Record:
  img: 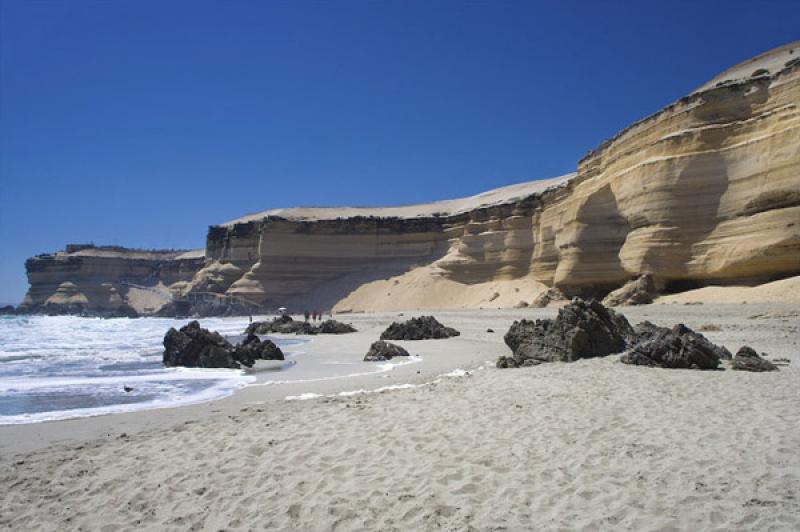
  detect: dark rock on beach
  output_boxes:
[254,316,315,335]
[156,298,256,318]
[621,323,730,370]
[496,356,543,369]
[245,315,356,336]
[105,305,139,319]
[317,319,358,334]
[500,298,634,367]
[0,305,16,315]
[530,287,566,308]
[233,333,285,367]
[163,321,284,369]
[252,314,300,334]
[602,274,660,307]
[731,346,778,372]
[164,321,236,368]
[380,316,460,341]
[364,340,410,361]
[496,356,517,368]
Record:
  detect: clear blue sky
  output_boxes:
[1,1,798,305]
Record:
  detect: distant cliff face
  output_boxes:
[22,43,800,314]
[20,246,204,315]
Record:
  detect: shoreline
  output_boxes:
[1,302,797,456]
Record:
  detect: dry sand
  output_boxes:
[1,303,798,531]
[333,266,551,312]
[655,276,800,305]
[221,174,572,225]
[693,40,799,92]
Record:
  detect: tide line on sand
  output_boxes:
[250,354,424,388]
[284,364,489,401]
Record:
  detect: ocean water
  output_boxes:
[0,315,422,425]
[0,315,295,425]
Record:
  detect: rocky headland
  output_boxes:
[19,42,800,316]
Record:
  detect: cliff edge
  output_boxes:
[21,42,800,315]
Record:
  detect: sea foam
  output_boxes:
[0,315,262,424]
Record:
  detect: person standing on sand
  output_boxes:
[304,311,310,322]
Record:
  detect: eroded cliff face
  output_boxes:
[192,43,799,310]
[544,57,799,293]
[20,245,204,315]
[22,43,800,314]
[183,217,453,309]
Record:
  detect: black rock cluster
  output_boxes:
[245,315,356,336]
[380,316,460,341]
[620,321,731,370]
[497,298,743,371]
[364,340,410,361]
[498,298,634,368]
[163,321,284,369]
[731,346,778,372]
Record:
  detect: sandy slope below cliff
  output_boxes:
[1,304,798,531]
[334,272,800,313]
[655,275,800,305]
[332,265,550,312]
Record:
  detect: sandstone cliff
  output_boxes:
[22,42,800,314]
[20,245,204,315]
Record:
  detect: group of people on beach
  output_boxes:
[304,310,324,322]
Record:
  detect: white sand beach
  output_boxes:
[1,303,798,531]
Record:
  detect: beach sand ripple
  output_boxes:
[1,306,798,531]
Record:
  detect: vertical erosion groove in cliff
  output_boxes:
[22,42,800,313]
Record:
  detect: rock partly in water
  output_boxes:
[501,298,635,367]
[163,321,236,368]
[364,340,410,361]
[602,274,660,307]
[621,323,730,370]
[530,287,567,308]
[105,305,139,319]
[731,346,778,372]
[380,316,460,341]
[233,333,285,367]
[0,305,16,315]
[156,298,257,318]
[163,321,284,369]
[246,315,356,336]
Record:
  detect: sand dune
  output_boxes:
[221,174,572,225]
[656,275,800,305]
